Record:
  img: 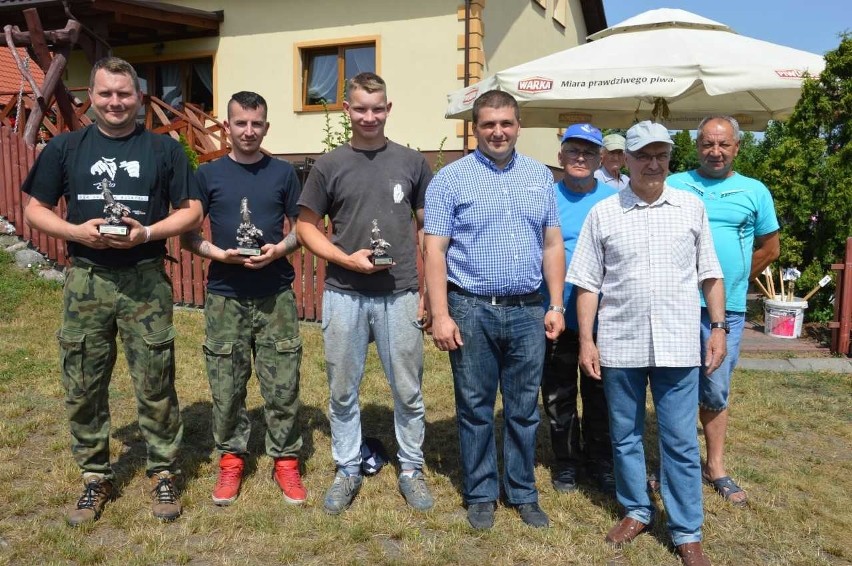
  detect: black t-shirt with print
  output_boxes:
[22,125,199,267]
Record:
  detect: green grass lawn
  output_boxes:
[0,253,849,566]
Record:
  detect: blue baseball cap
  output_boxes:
[561,123,603,146]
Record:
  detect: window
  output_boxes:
[135,57,214,113]
[298,40,377,111]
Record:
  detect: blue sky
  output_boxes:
[603,1,850,55]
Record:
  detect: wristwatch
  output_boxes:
[548,305,566,314]
[710,321,730,334]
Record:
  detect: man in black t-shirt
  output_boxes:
[22,57,202,526]
[296,73,434,515]
[181,91,306,507]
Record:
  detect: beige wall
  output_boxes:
[131,0,463,155]
[480,0,589,167]
[64,0,588,164]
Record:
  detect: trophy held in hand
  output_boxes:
[98,180,131,236]
[370,219,393,266]
[236,197,264,256]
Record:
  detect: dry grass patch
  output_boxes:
[0,254,849,565]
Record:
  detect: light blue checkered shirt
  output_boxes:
[425,149,558,296]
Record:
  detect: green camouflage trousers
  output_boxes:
[203,290,302,458]
[58,258,183,480]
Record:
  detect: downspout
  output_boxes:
[463,0,470,155]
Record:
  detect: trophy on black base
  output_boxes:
[370,219,393,266]
[236,197,264,256]
[98,179,131,236]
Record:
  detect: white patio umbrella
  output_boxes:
[445,9,826,130]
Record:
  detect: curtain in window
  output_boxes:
[160,63,182,109]
[193,62,213,96]
[344,46,376,79]
[307,53,338,104]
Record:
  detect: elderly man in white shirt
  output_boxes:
[567,121,726,566]
[593,134,630,190]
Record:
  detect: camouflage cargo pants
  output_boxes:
[58,258,183,480]
[203,290,302,458]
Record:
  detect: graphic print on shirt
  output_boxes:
[77,156,149,222]
[80,156,149,215]
[89,157,141,180]
[390,179,407,204]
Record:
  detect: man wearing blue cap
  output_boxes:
[567,120,726,566]
[541,124,617,495]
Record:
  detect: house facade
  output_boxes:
[2,0,605,166]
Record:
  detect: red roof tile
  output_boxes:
[0,47,46,104]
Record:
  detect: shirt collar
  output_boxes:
[620,184,681,212]
[597,167,615,181]
[474,148,516,172]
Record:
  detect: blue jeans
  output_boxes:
[448,292,546,505]
[322,289,425,474]
[602,366,703,546]
[699,309,745,411]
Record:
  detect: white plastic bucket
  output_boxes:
[763,296,808,339]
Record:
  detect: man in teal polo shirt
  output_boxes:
[668,115,779,507]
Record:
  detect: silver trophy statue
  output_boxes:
[98,179,131,236]
[236,197,264,256]
[369,219,392,266]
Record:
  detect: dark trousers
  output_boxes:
[541,330,612,471]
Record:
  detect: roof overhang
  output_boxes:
[0,0,222,47]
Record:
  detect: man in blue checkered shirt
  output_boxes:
[424,90,565,530]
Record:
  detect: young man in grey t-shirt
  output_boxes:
[296,72,433,515]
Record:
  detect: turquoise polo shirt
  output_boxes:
[668,171,779,312]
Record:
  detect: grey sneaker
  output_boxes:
[516,502,550,528]
[467,501,496,530]
[323,469,362,515]
[398,470,434,511]
[552,466,579,493]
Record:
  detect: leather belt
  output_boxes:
[447,282,541,306]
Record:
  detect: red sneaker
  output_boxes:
[273,457,307,505]
[212,453,244,506]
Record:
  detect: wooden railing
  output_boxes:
[0,87,92,140]
[0,125,332,319]
[0,123,359,321]
[144,98,236,164]
[1,89,234,162]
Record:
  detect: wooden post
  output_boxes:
[19,10,82,141]
[829,238,852,356]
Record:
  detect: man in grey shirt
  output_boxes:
[296,72,433,516]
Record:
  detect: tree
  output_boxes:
[755,33,852,318]
[733,131,761,179]
[669,129,697,173]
